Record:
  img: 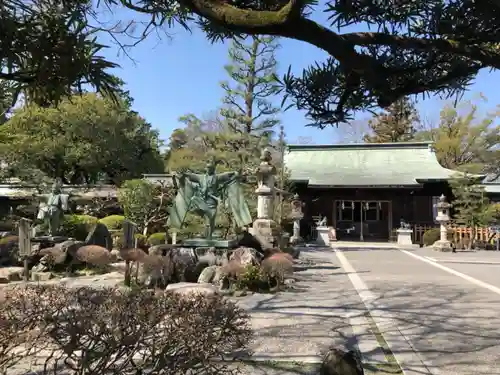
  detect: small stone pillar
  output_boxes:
[433,194,452,252]
[171,231,177,245]
[396,228,413,246]
[251,148,280,249]
[289,194,304,244]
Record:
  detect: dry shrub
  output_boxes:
[261,256,293,286]
[140,254,174,287]
[119,248,147,262]
[269,252,294,263]
[0,285,252,375]
[263,247,282,258]
[0,285,69,374]
[75,245,113,266]
[221,260,245,279]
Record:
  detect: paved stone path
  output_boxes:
[337,247,500,375]
[236,248,386,364]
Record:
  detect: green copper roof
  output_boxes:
[284,142,457,187]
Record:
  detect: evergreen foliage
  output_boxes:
[364,97,419,143]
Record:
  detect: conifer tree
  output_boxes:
[364,97,419,143]
[220,36,281,138]
[450,173,495,249]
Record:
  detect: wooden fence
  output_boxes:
[411,224,498,245]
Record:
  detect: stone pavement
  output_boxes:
[336,246,500,375]
[235,248,387,364]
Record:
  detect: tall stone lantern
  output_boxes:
[433,194,453,252]
[251,148,280,248]
[289,194,304,244]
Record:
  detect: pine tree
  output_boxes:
[220,36,281,138]
[449,173,495,249]
[364,97,419,143]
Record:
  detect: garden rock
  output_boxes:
[197,247,218,266]
[85,223,113,250]
[149,244,179,256]
[0,266,24,283]
[38,246,67,266]
[171,248,198,282]
[110,249,122,261]
[213,267,229,289]
[139,255,173,288]
[165,282,220,297]
[229,247,261,266]
[320,348,364,375]
[56,239,85,258]
[0,235,19,266]
[31,272,54,282]
[197,265,219,284]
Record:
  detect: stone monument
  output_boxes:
[167,157,252,248]
[433,194,453,252]
[251,148,280,249]
[289,193,304,244]
[396,219,413,246]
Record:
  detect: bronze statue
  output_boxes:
[36,179,69,236]
[168,158,252,239]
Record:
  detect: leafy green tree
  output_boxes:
[450,173,496,249]
[0,93,164,185]
[118,179,172,236]
[220,36,281,137]
[415,102,500,174]
[364,97,419,143]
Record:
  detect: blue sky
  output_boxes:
[99,7,500,145]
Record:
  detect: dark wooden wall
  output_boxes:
[294,182,452,239]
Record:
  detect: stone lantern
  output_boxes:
[433,194,453,251]
[250,147,280,248]
[289,193,304,244]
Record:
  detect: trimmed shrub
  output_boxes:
[147,232,168,246]
[60,214,98,241]
[269,252,294,263]
[422,228,440,246]
[75,245,114,266]
[0,285,251,375]
[120,248,148,262]
[235,264,264,291]
[98,215,125,230]
[422,227,453,246]
[111,233,147,250]
[261,256,293,286]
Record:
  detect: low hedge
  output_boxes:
[98,215,125,230]
[147,232,169,246]
[60,215,98,241]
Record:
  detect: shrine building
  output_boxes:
[284,142,500,242]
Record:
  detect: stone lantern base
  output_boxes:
[250,218,280,249]
[433,239,453,252]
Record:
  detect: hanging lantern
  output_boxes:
[341,201,345,210]
[365,202,369,210]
